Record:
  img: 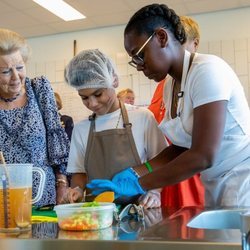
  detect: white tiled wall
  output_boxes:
[25,5,250,122]
[114,38,250,107]
[198,38,250,102]
[27,37,250,123]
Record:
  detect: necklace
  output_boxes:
[115,111,122,128]
[0,91,21,103]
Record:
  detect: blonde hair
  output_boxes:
[117,88,134,99]
[0,28,31,62]
[180,16,200,41]
[54,92,62,110]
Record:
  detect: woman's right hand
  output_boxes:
[62,186,84,203]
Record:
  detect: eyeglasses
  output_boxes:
[128,32,155,68]
[0,65,25,76]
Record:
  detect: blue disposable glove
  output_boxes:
[86,168,146,197]
[112,168,139,183]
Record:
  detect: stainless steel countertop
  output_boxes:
[0,206,242,250]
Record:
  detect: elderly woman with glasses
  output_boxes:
[87,4,250,208]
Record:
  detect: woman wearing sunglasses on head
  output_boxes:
[87,3,250,208]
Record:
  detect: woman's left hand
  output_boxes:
[138,190,161,209]
[56,184,69,204]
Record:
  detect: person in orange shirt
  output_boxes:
[148,16,204,209]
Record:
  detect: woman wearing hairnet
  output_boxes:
[63,49,168,208]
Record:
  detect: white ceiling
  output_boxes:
[1,0,250,38]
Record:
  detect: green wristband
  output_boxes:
[144,161,153,173]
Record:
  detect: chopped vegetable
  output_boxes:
[82,201,100,207]
[58,203,113,231]
[94,192,115,202]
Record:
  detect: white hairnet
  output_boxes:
[64,49,119,90]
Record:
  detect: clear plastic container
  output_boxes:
[54,202,115,231]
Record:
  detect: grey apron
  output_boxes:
[84,100,141,204]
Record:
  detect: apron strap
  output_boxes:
[88,113,96,131]
[84,113,96,168]
[119,100,131,128]
[178,52,195,96]
[119,100,141,165]
[177,52,195,116]
[188,53,195,72]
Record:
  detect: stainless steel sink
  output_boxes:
[187,208,249,229]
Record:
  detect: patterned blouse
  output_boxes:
[0,76,70,207]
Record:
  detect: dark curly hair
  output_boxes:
[125,3,186,45]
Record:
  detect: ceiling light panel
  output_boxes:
[33,0,86,21]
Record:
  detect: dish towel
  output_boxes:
[32,206,58,223]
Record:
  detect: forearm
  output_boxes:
[139,147,208,191]
[70,173,87,190]
[150,144,188,166]
[55,171,69,187]
[134,144,187,176]
[55,171,69,204]
[137,102,227,190]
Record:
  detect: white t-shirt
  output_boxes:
[161,51,250,179]
[67,104,168,173]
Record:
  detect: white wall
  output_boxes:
[26,7,250,123]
